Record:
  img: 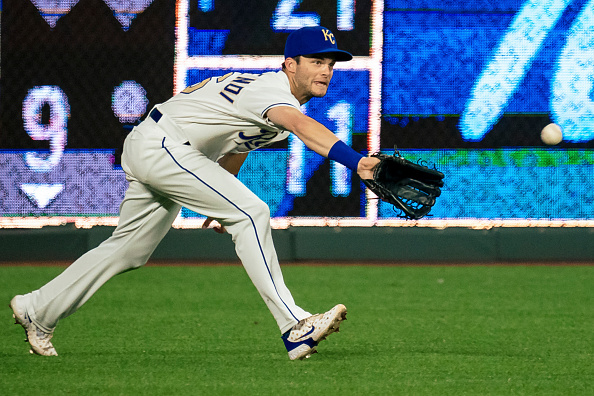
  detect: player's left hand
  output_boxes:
[361,151,444,220]
[202,217,227,234]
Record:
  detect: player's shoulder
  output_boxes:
[241,71,293,99]
[234,71,299,111]
[246,71,289,87]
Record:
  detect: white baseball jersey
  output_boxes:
[157,71,300,161]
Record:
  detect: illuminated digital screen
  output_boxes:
[0,0,592,228]
[187,0,371,56]
[381,0,594,149]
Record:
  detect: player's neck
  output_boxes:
[283,70,311,105]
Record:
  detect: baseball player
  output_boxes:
[9,26,380,360]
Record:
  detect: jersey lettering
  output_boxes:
[235,130,279,150]
[216,72,233,83]
[233,76,257,85]
[223,83,244,95]
[219,76,256,103]
[181,77,212,94]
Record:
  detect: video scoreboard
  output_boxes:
[0,0,592,228]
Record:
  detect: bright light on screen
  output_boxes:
[0,0,592,228]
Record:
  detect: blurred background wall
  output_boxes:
[1,0,592,261]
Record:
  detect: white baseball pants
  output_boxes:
[23,116,310,335]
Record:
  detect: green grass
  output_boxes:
[1,264,593,395]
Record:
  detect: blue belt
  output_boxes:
[149,108,162,123]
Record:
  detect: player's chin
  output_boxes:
[311,86,329,97]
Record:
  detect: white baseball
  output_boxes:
[541,123,563,145]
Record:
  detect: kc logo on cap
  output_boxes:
[321,29,335,44]
[284,26,352,62]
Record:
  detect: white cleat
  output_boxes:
[9,295,58,356]
[282,304,347,360]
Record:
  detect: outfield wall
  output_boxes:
[0,226,592,263]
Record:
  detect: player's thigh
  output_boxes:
[113,178,181,243]
[147,140,268,222]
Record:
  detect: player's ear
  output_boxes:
[284,57,298,73]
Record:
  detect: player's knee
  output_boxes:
[119,249,152,271]
[245,197,270,219]
[229,196,270,225]
[126,259,146,271]
[221,195,271,231]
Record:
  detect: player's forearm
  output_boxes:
[267,105,364,171]
[288,115,369,172]
[290,117,340,157]
[296,123,372,173]
[267,106,339,156]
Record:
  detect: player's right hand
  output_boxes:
[202,217,227,234]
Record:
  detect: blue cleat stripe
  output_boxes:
[282,330,317,351]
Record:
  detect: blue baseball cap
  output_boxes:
[284,26,353,62]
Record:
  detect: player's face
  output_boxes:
[292,55,336,102]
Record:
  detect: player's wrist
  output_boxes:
[327,140,364,171]
[357,157,380,179]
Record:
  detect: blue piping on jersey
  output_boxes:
[160,137,299,322]
[261,103,298,117]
